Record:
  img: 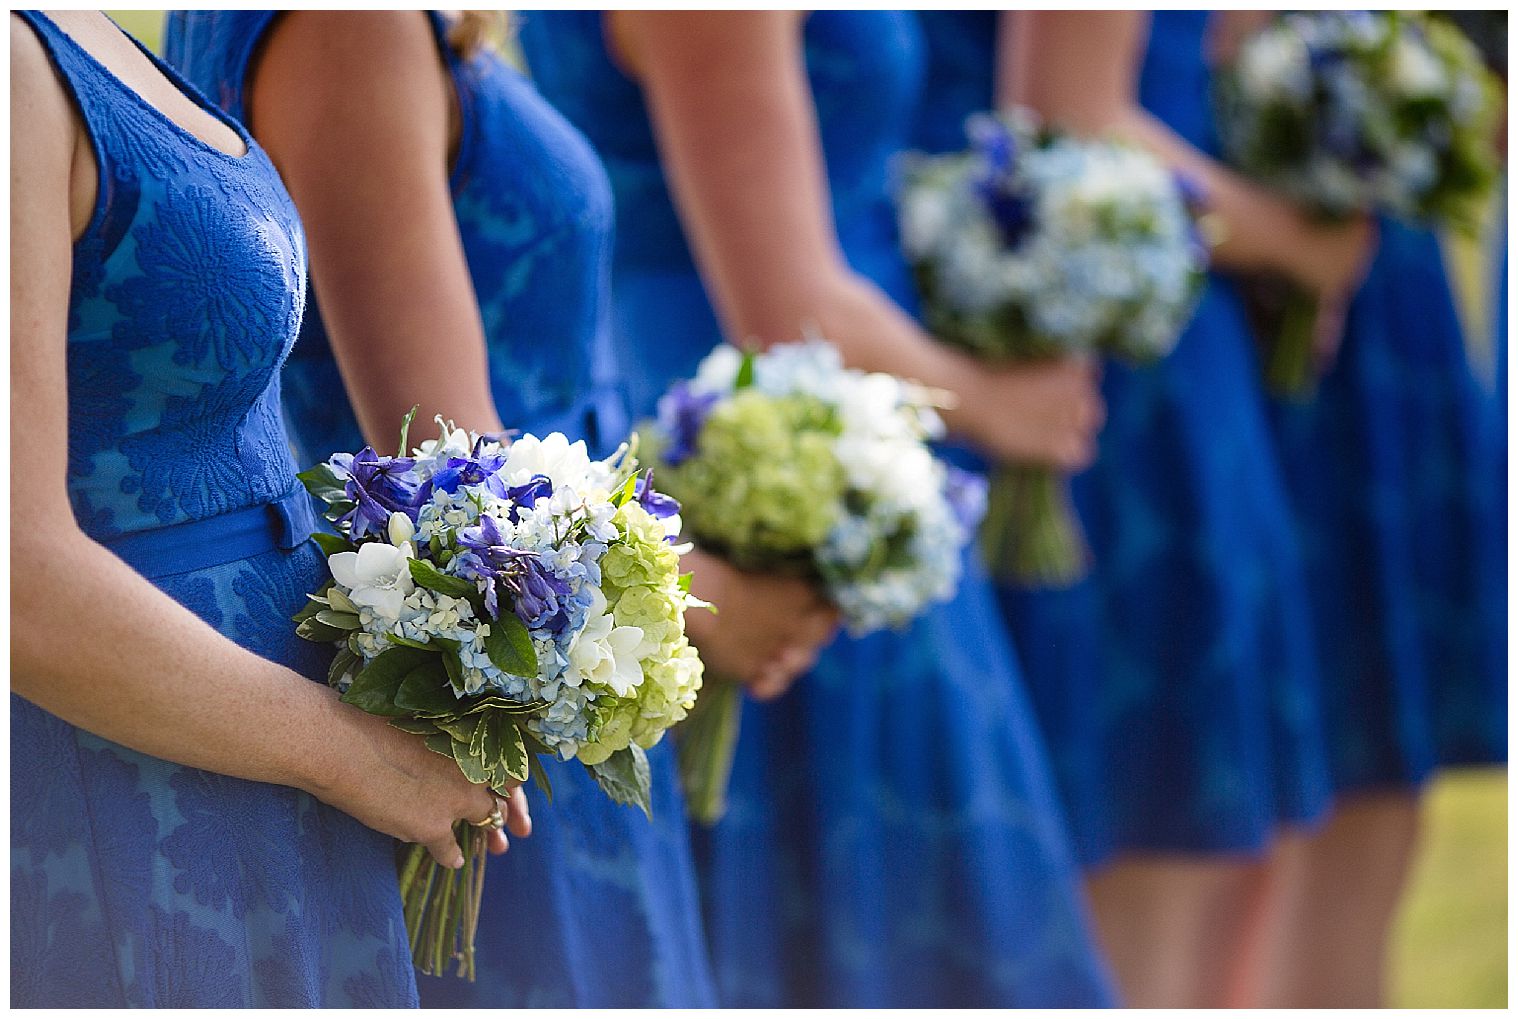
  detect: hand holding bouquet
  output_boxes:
[897,109,1208,586]
[647,341,985,823]
[1214,10,1500,395]
[294,412,703,978]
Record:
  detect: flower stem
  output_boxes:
[982,465,1088,588]
[676,677,743,825]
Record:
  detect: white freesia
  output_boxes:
[565,590,646,696]
[329,541,415,621]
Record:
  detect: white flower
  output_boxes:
[411,417,475,473]
[1389,36,1446,97]
[565,589,646,695]
[387,511,415,548]
[690,344,745,394]
[500,432,596,491]
[329,542,415,622]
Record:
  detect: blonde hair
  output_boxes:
[447,11,509,58]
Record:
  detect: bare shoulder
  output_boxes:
[10,15,77,171]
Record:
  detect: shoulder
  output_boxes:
[11,16,79,170]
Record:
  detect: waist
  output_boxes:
[98,484,319,582]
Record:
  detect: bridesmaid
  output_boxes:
[165,10,834,1006]
[521,11,1115,1007]
[932,11,1376,1006]
[1252,18,1508,998]
[10,9,509,1006]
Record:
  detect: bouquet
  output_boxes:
[293,411,704,978]
[646,341,985,823]
[897,109,1208,586]
[1215,10,1501,395]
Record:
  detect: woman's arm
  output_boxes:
[10,18,511,867]
[610,11,1104,471]
[252,12,840,699]
[248,12,502,440]
[1000,11,1374,301]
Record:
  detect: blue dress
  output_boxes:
[521,11,1115,1007]
[11,11,415,1007]
[912,11,1333,864]
[164,10,717,1007]
[1268,218,1507,790]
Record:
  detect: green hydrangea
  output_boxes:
[577,499,704,766]
[651,390,847,572]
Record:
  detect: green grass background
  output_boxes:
[105,9,1508,1008]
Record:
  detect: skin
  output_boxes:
[10,10,521,871]
[998,11,1388,1007]
[1243,795,1421,1006]
[244,11,836,703]
[606,10,1106,473]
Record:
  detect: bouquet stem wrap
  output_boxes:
[675,677,744,826]
[982,463,1087,589]
[398,824,489,979]
[1238,275,1321,399]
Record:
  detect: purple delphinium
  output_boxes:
[943,466,990,533]
[655,382,719,467]
[633,471,681,521]
[454,514,572,630]
[968,116,1036,250]
[329,447,426,539]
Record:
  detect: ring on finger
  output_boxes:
[468,805,505,831]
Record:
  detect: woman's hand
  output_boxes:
[1292,214,1378,376]
[952,356,1106,471]
[684,549,840,701]
[306,706,533,868]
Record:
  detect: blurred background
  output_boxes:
[107,10,1508,1007]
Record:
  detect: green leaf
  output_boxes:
[325,585,359,614]
[291,593,328,625]
[388,717,440,736]
[326,646,359,689]
[341,645,433,716]
[394,661,457,715]
[310,531,353,557]
[296,617,347,644]
[610,470,639,509]
[587,745,652,817]
[519,729,555,803]
[407,558,478,600]
[734,349,756,389]
[496,717,530,785]
[383,633,433,650]
[440,645,466,692]
[483,613,537,677]
[423,732,454,757]
[297,462,346,503]
[678,572,693,594]
[469,714,490,762]
[324,500,355,524]
[315,609,361,631]
[451,737,489,784]
[526,748,554,803]
[459,695,543,717]
[398,405,419,458]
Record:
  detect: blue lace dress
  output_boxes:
[164,10,717,1007]
[521,11,1115,1007]
[1268,219,1508,790]
[911,11,1333,864]
[11,11,416,1007]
